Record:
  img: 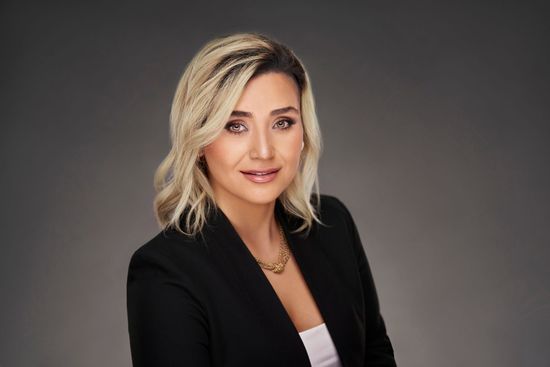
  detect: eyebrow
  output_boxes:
[230,106,300,118]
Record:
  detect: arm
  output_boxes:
[126,249,211,367]
[335,197,397,366]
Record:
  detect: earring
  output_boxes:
[198,151,206,164]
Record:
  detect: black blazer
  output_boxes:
[127,194,397,367]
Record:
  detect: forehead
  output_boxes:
[234,72,300,112]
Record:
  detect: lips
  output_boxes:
[240,167,281,183]
[240,168,280,175]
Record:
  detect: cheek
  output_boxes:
[203,141,226,171]
[288,126,304,155]
[281,131,304,169]
[204,138,242,171]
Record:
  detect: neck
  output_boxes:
[214,193,281,258]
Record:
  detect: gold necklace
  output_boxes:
[253,221,290,274]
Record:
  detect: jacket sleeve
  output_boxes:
[126,248,211,367]
[334,197,398,366]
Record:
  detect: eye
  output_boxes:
[274,118,296,129]
[224,118,296,135]
[225,122,247,135]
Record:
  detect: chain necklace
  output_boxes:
[253,221,290,274]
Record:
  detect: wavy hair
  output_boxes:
[153,32,324,237]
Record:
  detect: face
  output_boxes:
[202,71,304,207]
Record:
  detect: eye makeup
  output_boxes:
[224,118,296,135]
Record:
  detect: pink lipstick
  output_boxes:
[240,168,280,183]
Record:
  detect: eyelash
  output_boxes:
[225,118,296,135]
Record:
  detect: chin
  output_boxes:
[240,191,281,205]
[237,184,286,204]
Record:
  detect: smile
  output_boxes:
[240,168,280,183]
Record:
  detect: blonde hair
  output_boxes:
[153,32,324,237]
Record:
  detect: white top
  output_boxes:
[298,322,343,367]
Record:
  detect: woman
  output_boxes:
[127,32,397,367]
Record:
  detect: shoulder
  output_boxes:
[127,227,209,282]
[317,193,356,228]
[315,194,369,284]
[318,193,350,214]
[316,193,365,255]
[298,193,362,255]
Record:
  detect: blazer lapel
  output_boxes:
[201,199,360,367]
[279,200,363,367]
[201,201,312,365]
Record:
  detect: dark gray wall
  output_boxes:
[2,1,549,366]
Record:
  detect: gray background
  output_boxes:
[1,0,549,366]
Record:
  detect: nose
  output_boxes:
[249,128,274,159]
